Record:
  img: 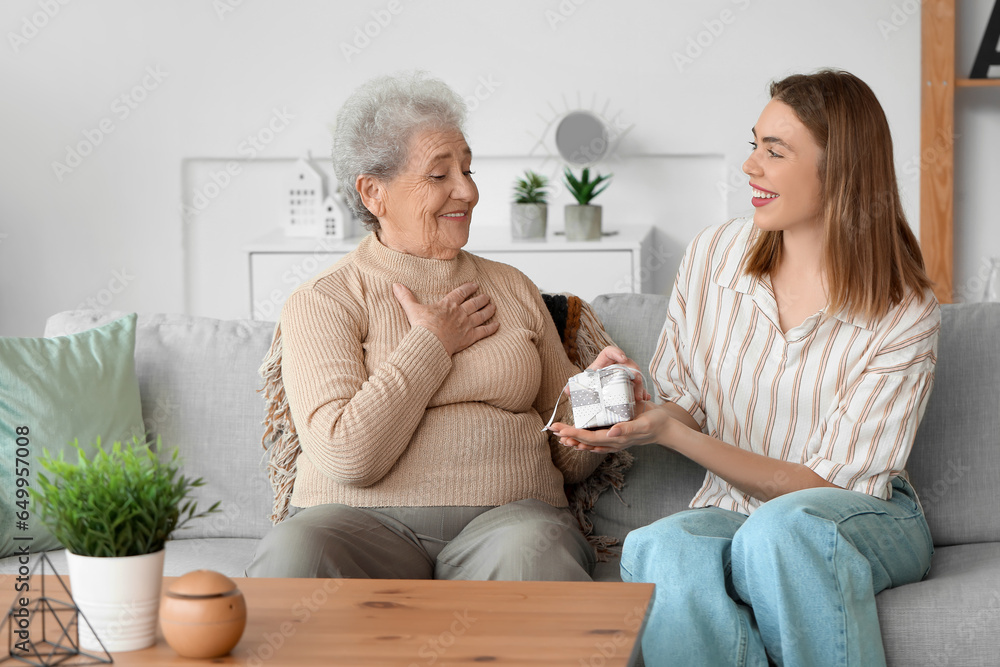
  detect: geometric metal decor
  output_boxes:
[1,552,112,665]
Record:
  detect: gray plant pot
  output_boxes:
[564,204,602,241]
[511,203,548,240]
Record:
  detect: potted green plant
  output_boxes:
[511,170,550,240]
[32,437,220,653]
[563,167,612,241]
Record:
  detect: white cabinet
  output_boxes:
[244,225,654,320]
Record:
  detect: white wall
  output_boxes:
[3,0,990,336]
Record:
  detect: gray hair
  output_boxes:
[332,71,468,231]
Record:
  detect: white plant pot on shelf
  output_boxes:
[564,204,602,241]
[66,549,165,653]
[511,203,548,240]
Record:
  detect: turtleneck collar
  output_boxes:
[352,232,479,293]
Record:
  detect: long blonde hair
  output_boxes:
[743,70,932,321]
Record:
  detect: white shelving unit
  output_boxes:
[244,224,654,320]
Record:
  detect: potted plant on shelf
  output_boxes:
[32,437,220,653]
[511,170,550,240]
[563,167,612,241]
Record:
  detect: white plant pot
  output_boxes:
[511,202,548,240]
[565,204,602,241]
[66,549,165,653]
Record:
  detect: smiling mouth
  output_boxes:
[440,211,468,219]
[751,186,779,208]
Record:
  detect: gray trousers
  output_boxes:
[246,498,595,581]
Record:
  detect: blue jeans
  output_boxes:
[621,477,933,667]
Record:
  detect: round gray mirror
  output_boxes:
[555,111,609,166]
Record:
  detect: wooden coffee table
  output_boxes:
[6,577,653,666]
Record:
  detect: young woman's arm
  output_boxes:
[550,402,838,503]
[553,291,941,502]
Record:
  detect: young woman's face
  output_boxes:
[742,99,824,236]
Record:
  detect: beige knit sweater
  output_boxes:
[280,233,604,509]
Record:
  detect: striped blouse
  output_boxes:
[650,218,940,515]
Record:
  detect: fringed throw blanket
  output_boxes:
[541,293,636,559]
[259,322,299,525]
[259,292,635,556]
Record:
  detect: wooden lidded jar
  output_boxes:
[160,570,247,658]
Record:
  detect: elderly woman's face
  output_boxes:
[374,127,479,260]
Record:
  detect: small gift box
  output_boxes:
[567,365,636,430]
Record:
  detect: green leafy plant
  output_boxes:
[563,167,612,205]
[31,437,220,558]
[513,170,550,204]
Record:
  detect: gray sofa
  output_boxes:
[2,295,997,665]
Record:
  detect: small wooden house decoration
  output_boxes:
[283,155,353,238]
[284,156,324,237]
[321,195,350,239]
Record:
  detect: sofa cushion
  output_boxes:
[0,313,145,558]
[907,303,1000,546]
[589,293,671,399]
[0,538,258,579]
[875,542,1000,666]
[589,294,709,541]
[44,311,277,541]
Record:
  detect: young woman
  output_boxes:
[550,70,939,666]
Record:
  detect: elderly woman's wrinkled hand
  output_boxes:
[393,282,500,356]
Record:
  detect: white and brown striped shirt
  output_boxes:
[651,218,940,515]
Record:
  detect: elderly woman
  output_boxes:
[247,72,613,581]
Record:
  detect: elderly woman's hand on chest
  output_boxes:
[391,281,499,356]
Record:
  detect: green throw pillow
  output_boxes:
[0,313,145,558]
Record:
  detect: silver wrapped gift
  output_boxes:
[568,365,635,430]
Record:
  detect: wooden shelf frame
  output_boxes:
[921,0,957,303]
[955,78,1000,86]
[921,0,1000,303]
